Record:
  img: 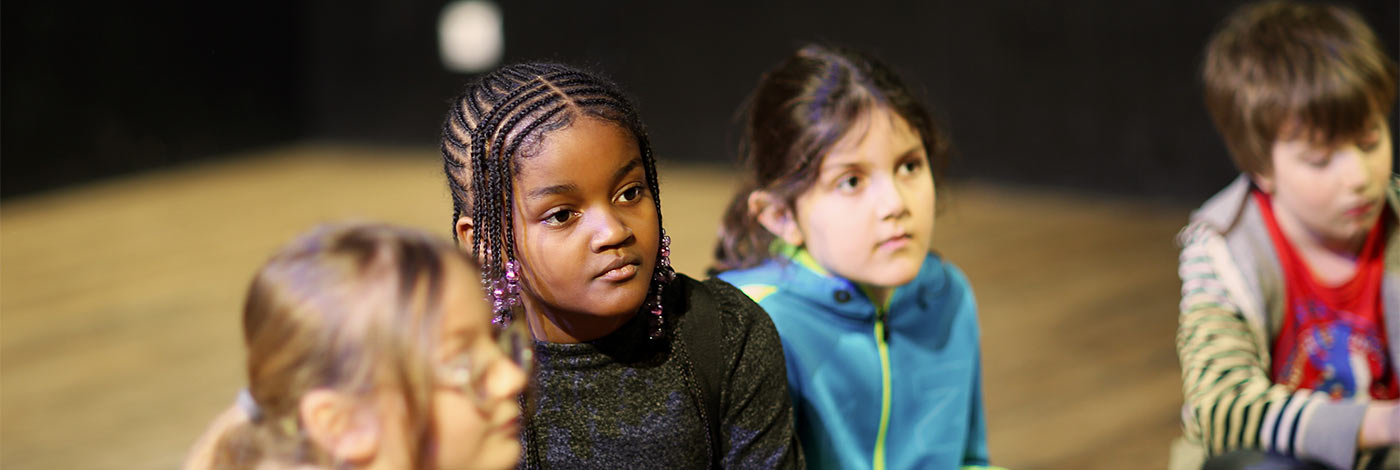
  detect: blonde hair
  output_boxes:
[1202,0,1397,175]
[188,223,472,470]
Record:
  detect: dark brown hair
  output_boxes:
[711,44,950,273]
[1202,0,1397,175]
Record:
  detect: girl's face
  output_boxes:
[792,106,935,291]
[430,257,528,470]
[510,116,659,341]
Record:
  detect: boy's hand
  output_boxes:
[1359,400,1399,448]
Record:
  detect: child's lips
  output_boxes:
[1346,201,1379,217]
[598,264,638,282]
[878,234,912,250]
[595,256,641,281]
[497,413,521,434]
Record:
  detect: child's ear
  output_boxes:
[300,389,380,465]
[454,216,475,251]
[748,191,804,247]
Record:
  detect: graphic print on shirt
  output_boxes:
[1273,299,1398,399]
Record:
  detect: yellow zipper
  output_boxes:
[872,306,892,470]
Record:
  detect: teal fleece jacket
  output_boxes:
[719,249,996,470]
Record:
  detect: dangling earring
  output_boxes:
[646,230,677,339]
[488,259,522,328]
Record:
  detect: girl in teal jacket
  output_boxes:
[713,44,999,470]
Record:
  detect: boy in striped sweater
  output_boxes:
[1176,2,1399,469]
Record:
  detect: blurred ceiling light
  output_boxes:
[439,0,503,73]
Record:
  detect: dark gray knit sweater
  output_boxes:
[520,275,803,469]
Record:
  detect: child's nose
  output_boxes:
[875,178,910,220]
[1338,149,1374,193]
[590,210,634,252]
[490,357,529,400]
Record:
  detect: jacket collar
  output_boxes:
[769,242,947,322]
[1189,174,1254,232]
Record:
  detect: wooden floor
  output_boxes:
[0,143,1191,469]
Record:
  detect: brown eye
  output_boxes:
[544,210,574,225]
[837,175,862,192]
[618,185,644,203]
[897,160,922,175]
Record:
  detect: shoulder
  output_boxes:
[715,261,786,304]
[925,253,971,288]
[1177,179,1274,275]
[1188,175,1253,231]
[1178,174,1261,251]
[1176,211,1246,287]
[912,254,980,328]
[715,265,826,333]
[910,252,975,302]
[685,274,784,351]
[697,275,772,328]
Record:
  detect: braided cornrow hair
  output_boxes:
[441,63,664,322]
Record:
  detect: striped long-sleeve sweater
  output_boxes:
[1175,174,1400,470]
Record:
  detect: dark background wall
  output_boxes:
[5,0,1396,201]
[2,0,304,197]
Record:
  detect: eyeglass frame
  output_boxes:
[437,316,533,407]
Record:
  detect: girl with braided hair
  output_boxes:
[441,63,803,469]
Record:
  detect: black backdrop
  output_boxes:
[4,0,1396,201]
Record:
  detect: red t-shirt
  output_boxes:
[1255,190,1398,400]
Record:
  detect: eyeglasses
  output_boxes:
[439,318,533,407]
